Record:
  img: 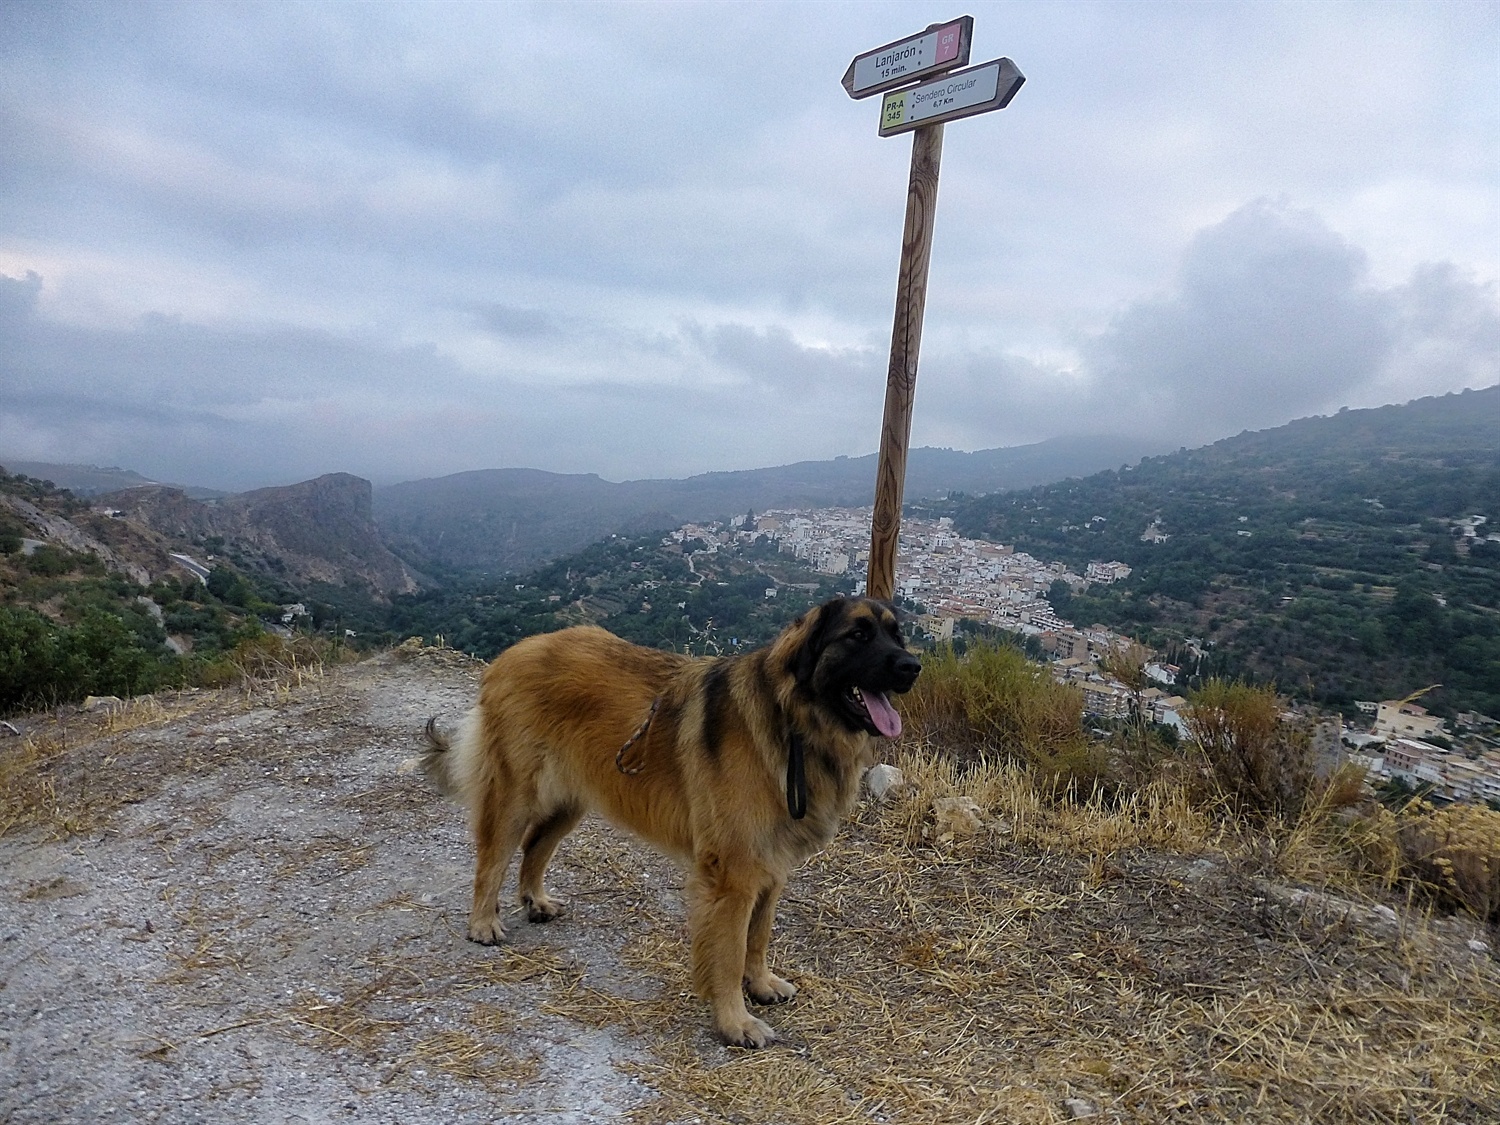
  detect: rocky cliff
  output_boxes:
[104,473,420,597]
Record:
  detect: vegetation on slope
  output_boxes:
[0,469,357,713]
[943,388,1500,717]
[386,531,853,660]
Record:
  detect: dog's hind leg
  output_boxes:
[516,802,583,922]
[689,854,776,1048]
[467,776,530,945]
[743,876,797,1005]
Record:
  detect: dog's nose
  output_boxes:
[893,652,921,683]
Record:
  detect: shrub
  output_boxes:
[1184,679,1314,818]
[0,605,174,713]
[196,633,349,689]
[898,640,1103,789]
[0,606,63,712]
[22,544,79,578]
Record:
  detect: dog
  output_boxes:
[414,595,920,1047]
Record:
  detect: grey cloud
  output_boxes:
[1087,200,1395,440]
[692,323,879,391]
[916,201,1497,448]
[1,5,1495,489]
[472,304,556,339]
[0,292,470,409]
[0,270,42,326]
[0,269,881,489]
[1374,262,1500,401]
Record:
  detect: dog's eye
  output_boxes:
[851,623,872,643]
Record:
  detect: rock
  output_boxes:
[1468,939,1492,955]
[864,764,905,801]
[931,796,983,841]
[1064,1097,1098,1118]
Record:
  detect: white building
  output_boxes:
[1374,700,1447,741]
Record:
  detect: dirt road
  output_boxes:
[2,650,683,1124]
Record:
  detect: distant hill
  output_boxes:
[103,473,420,598]
[0,460,226,499]
[373,435,1161,574]
[944,386,1500,717]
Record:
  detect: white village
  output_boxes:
[670,506,1500,808]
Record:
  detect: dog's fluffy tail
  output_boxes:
[400,715,466,801]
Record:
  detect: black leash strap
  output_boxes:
[786,732,807,820]
[615,697,660,776]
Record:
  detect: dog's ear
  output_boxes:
[792,597,845,687]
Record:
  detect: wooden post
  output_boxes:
[866,122,944,603]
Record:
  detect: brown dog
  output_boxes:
[415,595,920,1047]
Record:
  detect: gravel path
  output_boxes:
[2,651,689,1124]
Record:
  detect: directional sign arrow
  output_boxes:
[876,57,1024,137]
[841,16,973,100]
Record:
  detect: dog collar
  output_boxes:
[787,732,807,820]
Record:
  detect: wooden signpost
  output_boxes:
[844,17,1025,603]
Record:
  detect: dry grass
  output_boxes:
[582,748,1498,1124]
[1397,802,1500,923]
[344,741,1492,1123]
[0,691,217,837]
[274,952,559,1091]
[199,633,350,693]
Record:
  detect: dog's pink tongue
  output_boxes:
[864,691,902,738]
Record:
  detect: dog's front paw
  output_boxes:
[718,1013,777,1049]
[745,972,798,1005]
[467,913,506,945]
[522,893,565,923]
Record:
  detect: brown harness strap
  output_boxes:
[615,696,661,775]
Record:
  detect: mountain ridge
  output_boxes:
[373,434,1164,574]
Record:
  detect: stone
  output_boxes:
[1064,1097,1098,1119]
[931,796,983,841]
[864,764,905,801]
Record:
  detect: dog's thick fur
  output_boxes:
[415,595,920,1047]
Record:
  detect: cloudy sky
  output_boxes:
[1,1,1496,491]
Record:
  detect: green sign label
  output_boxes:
[882,91,909,129]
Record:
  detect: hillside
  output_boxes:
[373,435,1161,575]
[3,652,1495,1124]
[386,529,851,663]
[102,474,420,598]
[943,387,1500,717]
[0,468,424,713]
